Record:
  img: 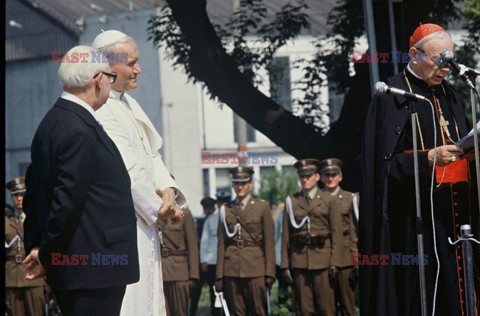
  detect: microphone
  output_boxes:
[375,82,428,101]
[435,49,461,74]
[459,64,480,77]
[435,49,475,89]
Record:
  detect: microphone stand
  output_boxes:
[465,74,480,216]
[409,99,428,316]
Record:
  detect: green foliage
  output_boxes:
[452,0,480,120]
[257,169,299,205]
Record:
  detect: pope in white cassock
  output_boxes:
[92,30,186,316]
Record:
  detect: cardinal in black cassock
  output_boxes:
[360,23,479,316]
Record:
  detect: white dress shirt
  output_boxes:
[200,207,220,265]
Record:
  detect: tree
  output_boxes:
[257,169,299,205]
[148,0,477,191]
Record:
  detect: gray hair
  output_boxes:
[413,31,453,50]
[58,45,109,88]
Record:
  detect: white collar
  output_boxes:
[407,63,422,79]
[61,91,97,120]
[110,89,125,100]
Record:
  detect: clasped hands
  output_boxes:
[156,187,183,224]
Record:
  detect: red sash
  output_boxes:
[435,158,468,184]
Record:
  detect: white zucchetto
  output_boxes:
[92,30,128,49]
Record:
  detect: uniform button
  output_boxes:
[456,224,460,227]
[455,213,459,216]
[453,191,458,195]
[395,126,402,135]
[384,153,392,160]
[454,202,458,206]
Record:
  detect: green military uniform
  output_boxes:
[319,158,358,316]
[159,208,199,316]
[281,159,343,316]
[5,177,45,316]
[216,167,275,316]
[330,187,358,316]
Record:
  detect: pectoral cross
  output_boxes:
[439,115,451,138]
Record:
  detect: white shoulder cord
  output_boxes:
[220,204,241,238]
[5,235,20,249]
[285,196,310,232]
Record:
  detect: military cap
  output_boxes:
[6,177,26,194]
[201,197,217,208]
[229,166,254,183]
[319,158,343,174]
[293,159,321,176]
[216,190,232,203]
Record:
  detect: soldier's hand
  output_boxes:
[201,262,209,273]
[328,266,339,280]
[169,205,184,225]
[265,276,275,289]
[215,279,223,292]
[156,188,177,221]
[23,248,46,280]
[282,269,294,285]
[189,278,197,289]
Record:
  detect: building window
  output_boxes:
[18,163,29,177]
[202,168,210,198]
[269,56,292,111]
[215,168,232,194]
[233,115,256,143]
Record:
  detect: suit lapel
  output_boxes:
[55,99,130,183]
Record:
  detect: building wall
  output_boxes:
[5,0,77,201]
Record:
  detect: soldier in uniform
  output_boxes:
[215,166,275,316]
[5,177,45,315]
[319,158,358,316]
[281,159,343,316]
[159,208,199,316]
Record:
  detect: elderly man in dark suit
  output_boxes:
[22,45,139,316]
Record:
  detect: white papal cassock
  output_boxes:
[96,90,186,316]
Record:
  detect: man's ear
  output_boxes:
[409,47,420,64]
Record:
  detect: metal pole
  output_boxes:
[233,0,247,164]
[362,0,380,96]
[387,0,398,74]
[460,225,475,316]
[410,100,428,316]
[468,88,480,216]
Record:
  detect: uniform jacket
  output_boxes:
[5,211,44,287]
[216,196,275,279]
[331,188,358,268]
[23,98,139,290]
[159,209,199,282]
[281,190,342,270]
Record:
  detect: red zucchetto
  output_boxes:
[409,23,445,47]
